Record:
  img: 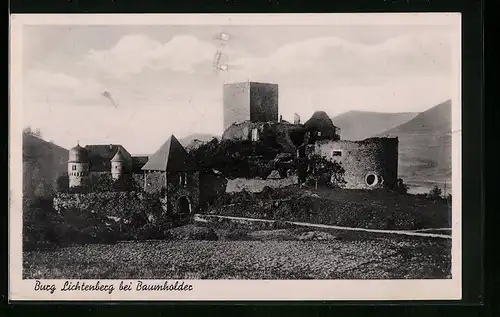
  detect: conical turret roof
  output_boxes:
[111,148,126,162]
[69,143,88,163]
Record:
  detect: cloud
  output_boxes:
[24,69,103,104]
[81,34,220,78]
[228,31,452,82]
[21,30,454,153]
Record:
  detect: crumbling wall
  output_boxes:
[53,191,155,216]
[222,121,306,153]
[226,176,298,193]
[314,137,398,189]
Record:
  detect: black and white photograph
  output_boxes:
[10,13,461,301]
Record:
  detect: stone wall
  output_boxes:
[141,171,200,214]
[314,137,398,189]
[166,171,200,214]
[53,191,159,218]
[226,176,298,193]
[222,121,307,153]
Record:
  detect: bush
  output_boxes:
[89,174,114,192]
[395,178,409,194]
[56,175,69,193]
[305,155,346,188]
[23,197,63,250]
[190,139,280,179]
[427,185,443,200]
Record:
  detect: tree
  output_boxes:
[427,185,443,200]
[395,178,409,194]
[56,175,69,193]
[112,174,141,192]
[88,174,113,192]
[23,126,42,137]
[190,139,279,179]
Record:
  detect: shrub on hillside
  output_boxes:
[190,139,280,179]
[89,174,114,192]
[34,181,55,199]
[32,189,176,246]
[23,197,63,250]
[305,155,346,188]
[427,185,443,200]
[112,174,141,192]
[395,178,409,194]
[56,175,70,193]
[58,207,118,244]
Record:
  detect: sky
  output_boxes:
[22,23,454,154]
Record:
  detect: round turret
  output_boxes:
[68,143,90,188]
[111,149,126,180]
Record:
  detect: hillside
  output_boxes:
[378,100,452,193]
[23,133,69,200]
[332,111,419,141]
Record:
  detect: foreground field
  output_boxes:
[24,235,451,280]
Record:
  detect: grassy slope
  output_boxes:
[378,100,452,193]
[211,186,451,230]
[23,237,451,280]
[23,133,69,199]
[331,111,419,141]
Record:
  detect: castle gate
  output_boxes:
[177,196,192,214]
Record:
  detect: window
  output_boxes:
[251,128,259,141]
[332,150,342,157]
[365,173,380,186]
[179,172,188,186]
[317,131,322,137]
[72,165,76,171]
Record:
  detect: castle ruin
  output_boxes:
[222,81,398,190]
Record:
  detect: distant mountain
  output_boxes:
[23,133,69,200]
[179,133,219,147]
[378,100,452,193]
[331,111,419,141]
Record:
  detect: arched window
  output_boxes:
[251,128,259,141]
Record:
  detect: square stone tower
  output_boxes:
[223,82,279,131]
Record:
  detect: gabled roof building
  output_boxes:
[142,135,200,215]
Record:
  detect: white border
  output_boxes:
[9,13,462,301]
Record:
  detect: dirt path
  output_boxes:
[194,214,452,239]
